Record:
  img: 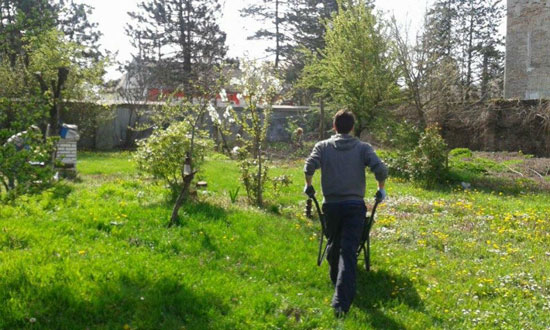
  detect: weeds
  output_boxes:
[228,187,240,204]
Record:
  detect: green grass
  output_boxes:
[1,152,550,329]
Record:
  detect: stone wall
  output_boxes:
[504,0,550,99]
[441,100,550,157]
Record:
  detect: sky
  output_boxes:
[84,0,440,80]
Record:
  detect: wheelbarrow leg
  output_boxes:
[364,237,371,272]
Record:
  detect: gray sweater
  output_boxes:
[304,134,388,203]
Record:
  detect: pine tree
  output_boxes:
[240,0,291,69]
[127,0,227,92]
[286,0,338,55]
[424,0,455,60]
[422,0,504,101]
[474,0,504,99]
[56,0,104,63]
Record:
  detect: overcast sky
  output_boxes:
[83,0,475,80]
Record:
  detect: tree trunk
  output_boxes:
[465,3,475,100]
[319,98,325,140]
[178,0,192,92]
[169,171,195,226]
[50,67,70,134]
[257,145,263,207]
[275,0,280,69]
[218,126,232,156]
[480,51,489,100]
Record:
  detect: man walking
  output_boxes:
[304,110,387,317]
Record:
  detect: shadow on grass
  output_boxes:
[49,182,74,200]
[442,169,549,196]
[163,201,232,228]
[0,272,231,329]
[414,174,546,197]
[354,269,432,329]
[182,201,230,223]
[469,176,547,195]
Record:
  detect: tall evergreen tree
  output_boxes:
[240,0,291,69]
[286,0,338,55]
[472,0,504,99]
[56,0,103,63]
[127,0,227,92]
[422,0,504,101]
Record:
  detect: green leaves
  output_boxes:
[0,130,58,198]
[301,0,400,131]
[135,121,211,197]
[229,61,282,207]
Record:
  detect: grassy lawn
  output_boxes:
[1,151,550,329]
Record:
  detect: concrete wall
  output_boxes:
[94,106,148,150]
[67,103,311,151]
[504,0,550,99]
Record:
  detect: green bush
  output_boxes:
[449,148,473,158]
[239,157,269,205]
[377,149,410,179]
[134,122,212,199]
[0,129,58,198]
[380,126,449,186]
[407,126,449,185]
[370,118,421,150]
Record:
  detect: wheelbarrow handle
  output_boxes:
[310,196,328,266]
[357,198,381,271]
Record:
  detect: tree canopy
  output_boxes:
[127,0,227,92]
[300,0,399,132]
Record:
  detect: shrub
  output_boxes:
[229,61,282,207]
[407,126,449,186]
[0,129,58,198]
[449,148,473,158]
[239,157,269,205]
[371,118,421,150]
[378,149,411,179]
[270,174,293,198]
[135,121,211,200]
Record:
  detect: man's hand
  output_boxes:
[375,188,386,203]
[304,184,315,199]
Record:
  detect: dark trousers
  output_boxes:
[322,201,366,312]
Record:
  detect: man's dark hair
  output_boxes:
[333,110,355,134]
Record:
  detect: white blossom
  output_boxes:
[224,105,235,123]
[219,89,228,102]
[207,103,221,125]
[236,93,245,105]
